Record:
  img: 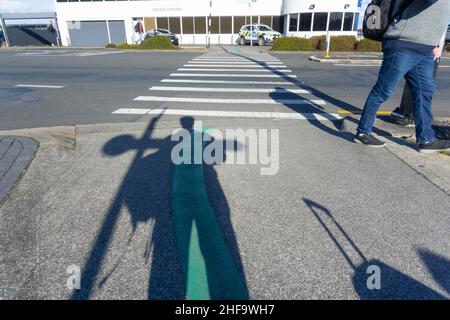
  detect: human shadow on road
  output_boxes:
[72,115,249,300]
[303,198,447,300]
[418,248,450,296]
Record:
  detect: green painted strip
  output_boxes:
[171,129,250,300]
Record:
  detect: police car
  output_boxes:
[238,24,281,46]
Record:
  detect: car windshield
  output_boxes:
[257,25,273,32]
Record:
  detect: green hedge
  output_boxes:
[271,36,383,52]
[107,36,176,50]
[272,37,314,51]
[355,38,382,52]
[317,36,358,51]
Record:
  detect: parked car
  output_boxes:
[445,24,450,45]
[238,24,281,46]
[144,28,179,45]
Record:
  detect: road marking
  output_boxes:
[188,61,283,65]
[133,96,325,105]
[14,51,124,57]
[150,86,310,94]
[171,73,297,78]
[338,110,392,115]
[178,68,292,72]
[113,108,341,120]
[161,79,299,85]
[334,64,380,67]
[15,84,65,89]
[184,64,287,68]
[192,59,280,63]
[171,140,250,300]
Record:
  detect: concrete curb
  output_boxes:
[0,136,39,206]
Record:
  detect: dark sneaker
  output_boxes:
[418,138,450,154]
[391,108,414,127]
[354,133,386,147]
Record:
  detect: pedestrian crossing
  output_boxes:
[112,52,342,121]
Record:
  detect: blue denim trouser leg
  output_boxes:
[357,49,436,144]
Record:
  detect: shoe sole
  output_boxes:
[354,137,386,148]
[418,148,450,154]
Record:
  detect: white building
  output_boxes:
[54,0,362,47]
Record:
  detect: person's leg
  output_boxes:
[404,53,436,144]
[357,50,415,135]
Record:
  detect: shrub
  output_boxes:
[316,36,358,51]
[117,43,137,49]
[139,36,175,50]
[272,37,314,51]
[355,38,382,52]
[310,36,326,50]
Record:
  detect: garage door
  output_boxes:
[68,20,126,46]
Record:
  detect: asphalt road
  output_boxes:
[1,46,450,300]
[0,47,449,131]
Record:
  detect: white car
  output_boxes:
[238,24,281,46]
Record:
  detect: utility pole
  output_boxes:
[207,0,212,49]
[249,0,257,47]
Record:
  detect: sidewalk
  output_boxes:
[0,119,449,299]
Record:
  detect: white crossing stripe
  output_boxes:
[15,84,65,89]
[113,108,341,120]
[184,64,287,68]
[171,73,298,78]
[187,61,283,65]
[161,79,299,85]
[149,86,310,94]
[133,96,325,105]
[178,68,292,72]
[192,59,280,63]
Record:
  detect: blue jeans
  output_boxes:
[357,49,436,144]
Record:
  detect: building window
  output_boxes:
[289,14,298,32]
[234,16,245,33]
[343,12,354,31]
[260,16,271,28]
[329,12,343,31]
[210,16,220,34]
[221,16,232,34]
[169,17,181,34]
[272,16,284,33]
[353,13,360,31]
[156,17,169,30]
[313,12,328,31]
[182,17,194,34]
[194,17,206,34]
[299,13,312,31]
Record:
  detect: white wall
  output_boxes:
[54,0,360,46]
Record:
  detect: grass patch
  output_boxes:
[272,37,314,51]
[107,36,177,50]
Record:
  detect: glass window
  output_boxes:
[289,14,298,32]
[258,25,273,32]
[156,17,168,30]
[210,16,220,34]
[343,13,354,31]
[260,16,272,28]
[221,16,232,34]
[353,13,360,31]
[194,17,206,34]
[299,13,312,31]
[329,12,343,31]
[169,17,180,34]
[182,17,194,34]
[272,16,284,33]
[313,12,328,31]
[234,16,245,33]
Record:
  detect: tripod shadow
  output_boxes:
[72,115,249,300]
[304,198,447,300]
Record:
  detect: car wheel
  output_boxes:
[258,37,265,46]
[239,37,246,46]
